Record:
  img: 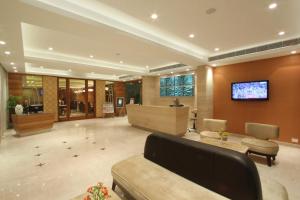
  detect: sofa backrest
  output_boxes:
[245,122,279,140]
[203,118,227,132]
[144,133,262,200]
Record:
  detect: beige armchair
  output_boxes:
[241,122,279,167]
[200,118,227,139]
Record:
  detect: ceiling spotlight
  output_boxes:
[151,13,158,20]
[189,34,195,38]
[212,63,217,67]
[146,65,149,69]
[4,51,11,55]
[278,31,285,36]
[14,70,18,73]
[291,50,297,54]
[0,41,6,45]
[214,48,220,51]
[89,55,94,58]
[191,72,195,75]
[48,47,53,51]
[13,66,17,69]
[268,3,277,9]
[119,61,123,64]
[10,62,14,65]
[171,71,173,74]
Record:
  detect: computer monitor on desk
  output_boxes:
[29,104,43,113]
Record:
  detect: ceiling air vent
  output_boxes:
[119,75,134,79]
[209,37,300,62]
[149,63,187,73]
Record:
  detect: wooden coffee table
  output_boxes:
[200,138,249,154]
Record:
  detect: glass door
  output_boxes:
[87,80,95,118]
[69,79,86,119]
[58,78,68,120]
[58,78,95,121]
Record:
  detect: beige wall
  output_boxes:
[142,74,197,128]
[0,64,8,142]
[196,66,214,131]
[95,80,105,118]
[43,76,58,121]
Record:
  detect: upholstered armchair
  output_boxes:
[199,118,227,139]
[241,122,280,167]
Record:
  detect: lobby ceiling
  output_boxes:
[0,0,299,80]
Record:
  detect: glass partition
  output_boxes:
[22,75,43,113]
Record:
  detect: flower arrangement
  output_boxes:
[84,182,111,200]
[218,129,230,141]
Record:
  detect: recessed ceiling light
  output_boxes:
[189,34,195,38]
[10,62,14,65]
[269,3,277,9]
[291,50,297,54]
[0,41,6,45]
[120,61,123,64]
[191,72,195,75]
[151,13,158,20]
[4,51,11,55]
[14,70,18,73]
[171,71,173,74]
[48,47,53,51]
[89,55,94,58]
[68,69,72,72]
[13,66,17,69]
[278,31,285,36]
[214,48,220,51]
[186,69,190,71]
[212,64,217,67]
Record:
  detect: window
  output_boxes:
[160,74,194,96]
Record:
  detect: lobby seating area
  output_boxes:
[112,132,288,200]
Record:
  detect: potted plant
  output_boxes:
[7,96,22,128]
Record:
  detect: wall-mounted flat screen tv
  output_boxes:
[231,80,269,100]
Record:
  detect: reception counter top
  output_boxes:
[12,113,55,137]
[126,104,189,136]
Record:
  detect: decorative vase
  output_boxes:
[15,104,24,115]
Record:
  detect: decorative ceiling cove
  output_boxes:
[0,0,300,80]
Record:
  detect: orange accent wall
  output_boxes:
[213,54,300,143]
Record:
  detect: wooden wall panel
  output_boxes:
[8,73,23,96]
[213,54,300,143]
[95,80,105,117]
[113,82,126,116]
[43,76,58,121]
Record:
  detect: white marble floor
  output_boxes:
[0,117,299,200]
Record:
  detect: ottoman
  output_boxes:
[242,137,279,166]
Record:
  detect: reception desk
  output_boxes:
[126,104,189,136]
[12,113,55,137]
